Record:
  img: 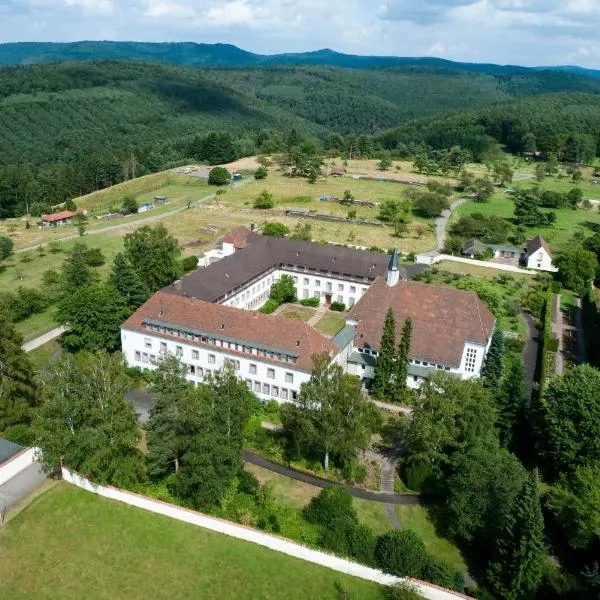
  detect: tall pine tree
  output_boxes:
[108,252,150,311]
[486,469,545,600]
[371,308,395,399]
[392,317,412,403]
[497,357,524,448]
[146,355,192,478]
[482,330,505,389]
[0,314,38,430]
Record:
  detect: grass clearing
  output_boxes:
[277,305,315,322]
[14,307,58,342]
[26,339,62,371]
[0,483,384,600]
[436,260,532,282]
[395,505,467,573]
[315,313,347,337]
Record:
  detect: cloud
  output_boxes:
[377,0,475,24]
[203,0,254,26]
[63,0,115,15]
[144,1,195,19]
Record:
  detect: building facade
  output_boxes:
[121,228,495,400]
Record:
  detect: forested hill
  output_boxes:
[378,92,600,162]
[2,59,600,218]
[1,41,600,79]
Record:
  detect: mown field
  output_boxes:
[0,483,384,600]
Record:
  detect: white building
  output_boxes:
[523,234,556,271]
[121,228,496,398]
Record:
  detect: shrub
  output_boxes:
[254,166,268,180]
[299,297,320,307]
[375,529,430,577]
[402,457,434,492]
[0,236,14,261]
[254,190,275,209]
[347,522,377,564]
[269,275,297,304]
[320,516,354,555]
[547,336,560,352]
[238,469,261,498]
[330,301,346,312]
[2,424,35,446]
[262,222,289,238]
[304,486,357,527]
[181,255,199,273]
[386,582,427,600]
[84,247,105,267]
[259,299,279,314]
[208,167,231,186]
[122,195,138,214]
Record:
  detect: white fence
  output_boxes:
[61,466,471,600]
[0,447,37,486]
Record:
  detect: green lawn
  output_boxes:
[315,313,347,337]
[560,290,579,310]
[27,339,62,371]
[278,305,315,322]
[14,306,58,342]
[395,505,467,573]
[0,483,384,600]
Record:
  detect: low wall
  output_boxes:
[0,447,37,486]
[431,254,536,275]
[61,466,470,600]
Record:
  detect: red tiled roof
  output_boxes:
[350,278,496,367]
[221,226,252,249]
[122,291,336,372]
[41,210,75,222]
[525,234,552,258]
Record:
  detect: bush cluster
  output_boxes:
[330,301,346,312]
[0,287,50,322]
[299,297,320,307]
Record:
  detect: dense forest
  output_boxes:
[2,59,600,217]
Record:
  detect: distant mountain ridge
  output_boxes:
[1,41,598,78]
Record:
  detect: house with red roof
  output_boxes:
[40,208,87,227]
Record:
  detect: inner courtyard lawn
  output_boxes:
[0,483,384,600]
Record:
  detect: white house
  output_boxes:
[121,228,496,398]
[523,234,556,272]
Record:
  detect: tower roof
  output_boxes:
[388,247,399,271]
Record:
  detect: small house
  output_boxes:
[154,196,168,204]
[329,168,346,177]
[523,234,555,271]
[462,239,488,258]
[40,208,87,227]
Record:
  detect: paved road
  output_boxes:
[551,294,565,375]
[0,462,47,517]
[244,449,420,505]
[22,326,66,352]
[435,198,468,251]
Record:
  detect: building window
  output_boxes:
[350,286,356,294]
[142,353,149,363]
[285,372,293,384]
[263,383,270,395]
[159,342,167,354]
[303,289,309,299]
[249,363,257,375]
[253,381,261,392]
[188,364,196,375]
[192,350,199,360]
[245,379,252,389]
[134,351,141,362]
[336,295,343,303]
[303,277,309,285]
[267,368,275,379]
[348,297,355,307]
[205,369,211,377]
[150,355,157,364]
[315,279,321,287]
[314,291,320,298]
[281,388,288,401]
[338,283,344,291]
[197,367,204,377]
[175,345,183,357]
[465,348,478,373]
[144,338,152,349]
[271,385,279,397]
[208,354,216,364]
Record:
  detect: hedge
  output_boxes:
[299,297,320,307]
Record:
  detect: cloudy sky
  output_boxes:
[1,0,600,68]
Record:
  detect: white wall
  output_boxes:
[0,447,37,486]
[61,466,471,600]
[121,329,311,403]
[221,268,278,310]
[526,248,555,272]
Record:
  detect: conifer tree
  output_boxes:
[0,315,38,430]
[146,354,192,478]
[482,330,504,389]
[392,317,412,403]
[371,308,395,399]
[486,469,545,600]
[497,357,524,448]
[60,242,98,295]
[108,252,151,311]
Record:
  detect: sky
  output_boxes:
[1,0,600,68]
